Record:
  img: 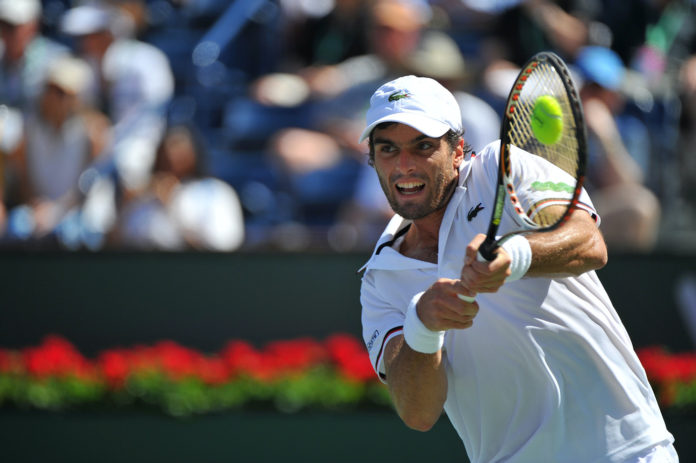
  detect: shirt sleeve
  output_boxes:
[360,270,406,383]
[507,145,601,227]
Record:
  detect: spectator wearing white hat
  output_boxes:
[60,1,174,194]
[52,2,174,248]
[0,0,69,109]
[3,55,111,242]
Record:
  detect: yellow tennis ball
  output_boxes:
[531,95,563,145]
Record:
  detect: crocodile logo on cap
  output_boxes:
[388,91,410,102]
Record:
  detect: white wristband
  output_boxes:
[403,292,445,354]
[501,235,532,282]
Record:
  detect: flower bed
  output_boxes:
[2,336,695,417]
[636,347,696,414]
[0,334,391,416]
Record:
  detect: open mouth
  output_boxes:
[396,182,425,195]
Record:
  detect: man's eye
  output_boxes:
[418,142,433,150]
[378,145,397,154]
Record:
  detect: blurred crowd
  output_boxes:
[0,0,694,253]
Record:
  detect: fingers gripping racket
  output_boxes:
[459,51,587,301]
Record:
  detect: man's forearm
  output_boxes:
[384,335,448,431]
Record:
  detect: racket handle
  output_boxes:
[456,251,490,302]
[478,238,499,262]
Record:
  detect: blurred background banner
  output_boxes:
[0,251,694,353]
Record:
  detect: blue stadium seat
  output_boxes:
[222,98,315,150]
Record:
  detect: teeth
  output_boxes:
[397,182,424,189]
[396,182,425,195]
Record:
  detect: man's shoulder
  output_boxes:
[28,35,70,55]
[24,36,70,69]
[471,140,499,161]
[460,140,499,189]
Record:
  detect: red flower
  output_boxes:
[637,347,696,406]
[0,349,17,373]
[0,334,399,415]
[128,344,160,372]
[325,334,375,382]
[264,338,327,374]
[196,356,229,385]
[154,340,203,380]
[638,347,696,383]
[22,335,95,380]
[221,340,274,380]
[98,349,131,387]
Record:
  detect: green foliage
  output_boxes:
[0,335,392,417]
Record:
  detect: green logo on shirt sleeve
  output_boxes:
[531,181,574,194]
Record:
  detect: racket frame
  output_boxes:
[478,51,588,261]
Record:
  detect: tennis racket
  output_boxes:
[459,51,587,301]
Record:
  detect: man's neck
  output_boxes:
[399,207,446,263]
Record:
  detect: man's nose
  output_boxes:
[396,150,416,173]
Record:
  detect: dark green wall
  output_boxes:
[1,251,695,462]
[0,251,694,354]
[1,251,368,354]
[0,409,467,463]
[1,408,695,462]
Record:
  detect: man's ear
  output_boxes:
[453,138,465,170]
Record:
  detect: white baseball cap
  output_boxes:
[0,0,41,25]
[47,55,91,95]
[358,75,462,143]
[60,4,132,37]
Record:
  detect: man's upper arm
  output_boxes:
[361,272,406,382]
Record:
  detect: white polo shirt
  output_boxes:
[360,141,673,462]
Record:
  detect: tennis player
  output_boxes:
[359,75,678,462]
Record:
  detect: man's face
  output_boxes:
[0,20,38,64]
[371,123,463,220]
[369,23,420,64]
[79,30,112,60]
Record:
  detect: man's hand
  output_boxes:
[460,233,512,296]
[416,278,479,332]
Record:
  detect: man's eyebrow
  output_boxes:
[373,134,435,145]
[411,134,433,142]
[373,137,396,145]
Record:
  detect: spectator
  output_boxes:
[403,30,501,153]
[678,54,696,221]
[302,0,431,99]
[238,0,434,244]
[0,0,69,109]
[60,1,174,194]
[0,104,23,235]
[266,0,435,162]
[575,45,661,251]
[54,1,175,249]
[114,124,245,251]
[279,0,371,69]
[2,55,110,244]
[251,0,431,108]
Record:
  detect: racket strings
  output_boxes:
[506,60,582,227]
[509,64,580,176]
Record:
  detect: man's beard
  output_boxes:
[380,171,457,220]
